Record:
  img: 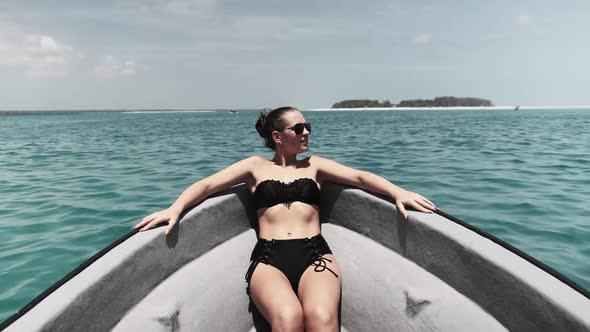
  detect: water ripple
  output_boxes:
[1,109,589,321]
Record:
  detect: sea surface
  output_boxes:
[1,109,589,321]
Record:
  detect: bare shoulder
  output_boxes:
[210,155,264,179]
[309,155,363,186]
[308,154,336,176]
[242,155,265,167]
[308,154,322,163]
[243,155,269,174]
[246,155,265,162]
[308,155,334,167]
[246,155,265,161]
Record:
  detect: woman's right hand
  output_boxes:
[132,207,181,236]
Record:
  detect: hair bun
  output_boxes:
[255,110,269,138]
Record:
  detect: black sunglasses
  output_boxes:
[286,122,311,135]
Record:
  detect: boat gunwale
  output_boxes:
[1,182,589,331]
[434,208,590,299]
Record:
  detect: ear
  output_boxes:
[272,130,282,146]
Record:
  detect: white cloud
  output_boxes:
[515,14,533,25]
[0,25,81,78]
[94,55,139,79]
[413,32,431,45]
[23,35,80,77]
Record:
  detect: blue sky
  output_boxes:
[1,0,589,110]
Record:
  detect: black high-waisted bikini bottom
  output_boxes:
[244,234,339,304]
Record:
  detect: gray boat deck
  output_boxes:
[3,183,589,331]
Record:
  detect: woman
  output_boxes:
[133,106,436,331]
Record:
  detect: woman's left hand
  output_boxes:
[395,190,437,219]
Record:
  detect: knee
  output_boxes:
[303,305,337,329]
[270,305,304,330]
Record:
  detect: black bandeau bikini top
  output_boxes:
[252,178,321,210]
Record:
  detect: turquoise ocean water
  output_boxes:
[1,109,589,321]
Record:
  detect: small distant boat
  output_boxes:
[229,110,239,114]
[2,183,589,331]
[514,105,520,110]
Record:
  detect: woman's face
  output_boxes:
[275,110,310,154]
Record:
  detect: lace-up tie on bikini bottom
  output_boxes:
[244,234,338,313]
[303,236,338,278]
[244,239,279,295]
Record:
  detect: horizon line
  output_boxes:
[2,105,590,113]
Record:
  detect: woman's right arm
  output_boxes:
[132,155,260,235]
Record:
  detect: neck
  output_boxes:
[272,151,298,168]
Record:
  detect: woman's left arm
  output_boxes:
[313,155,436,219]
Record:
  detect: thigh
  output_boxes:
[297,254,342,311]
[249,262,303,321]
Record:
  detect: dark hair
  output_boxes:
[255,106,297,150]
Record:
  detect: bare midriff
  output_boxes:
[256,202,321,240]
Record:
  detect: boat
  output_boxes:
[230,110,239,114]
[1,183,589,331]
[515,105,520,110]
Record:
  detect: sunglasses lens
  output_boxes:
[296,124,305,134]
[291,123,302,134]
[289,123,311,134]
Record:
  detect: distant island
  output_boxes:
[332,99,394,108]
[332,96,493,108]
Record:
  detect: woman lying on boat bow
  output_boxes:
[133,106,436,331]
